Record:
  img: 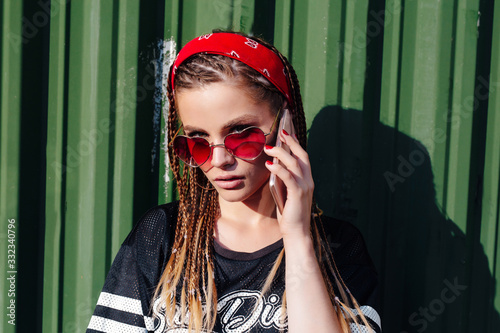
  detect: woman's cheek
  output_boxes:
[200,161,213,173]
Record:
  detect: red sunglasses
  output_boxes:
[172,109,281,167]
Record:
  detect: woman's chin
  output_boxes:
[216,188,251,203]
[215,178,270,204]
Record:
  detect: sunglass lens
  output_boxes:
[173,136,211,166]
[225,128,266,159]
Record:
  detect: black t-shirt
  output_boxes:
[87,201,381,332]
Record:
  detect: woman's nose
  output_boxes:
[210,144,235,168]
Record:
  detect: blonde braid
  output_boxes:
[154,69,220,330]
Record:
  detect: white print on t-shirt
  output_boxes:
[152,290,287,333]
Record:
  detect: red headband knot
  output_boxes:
[171,32,292,105]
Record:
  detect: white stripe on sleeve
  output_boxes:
[97,292,144,316]
[88,316,147,333]
[343,305,381,331]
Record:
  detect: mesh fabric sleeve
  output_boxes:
[322,216,382,332]
[86,203,177,333]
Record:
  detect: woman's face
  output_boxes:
[176,82,277,204]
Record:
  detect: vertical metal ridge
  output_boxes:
[161,0,180,204]
[0,1,22,332]
[379,0,403,128]
[376,2,405,310]
[465,0,496,330]
[340,0,368,111]
[42,0,68,331]
[440,0,460,215]
[300,0,334,126]
[61,0,116,329]
[109,0,140,259]
[273,0,292,58]
[336,0,347,108]
[443,0,481,232]
[164,0,181,39]
[480,0,500,327]
[288,0,308,108]
[105,0,120,272]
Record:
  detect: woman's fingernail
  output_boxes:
[265,145,273,150]
[282,129,289,136]
[294,134,298,140]
[266,160,273,166]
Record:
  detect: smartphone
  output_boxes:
[269,108,296,214]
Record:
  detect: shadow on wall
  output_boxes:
[308,105,499,333]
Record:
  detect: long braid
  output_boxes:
[154,64,220,330]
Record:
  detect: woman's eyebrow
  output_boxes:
[221,115,259,130]
[183,114,259,133]
[182,125,206,134]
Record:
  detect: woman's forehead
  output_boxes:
[175,83,275,128]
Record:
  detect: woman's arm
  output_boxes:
[264,130,342,333]
[282,231,342,332]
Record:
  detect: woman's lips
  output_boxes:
[214,176,244,189]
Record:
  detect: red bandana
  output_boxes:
[171,33,292,104]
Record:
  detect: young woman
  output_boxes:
[87,32,381,333]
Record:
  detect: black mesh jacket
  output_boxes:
[87,201,381,332]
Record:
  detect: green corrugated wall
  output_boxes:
[0,0,499,332]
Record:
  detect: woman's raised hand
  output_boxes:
[264,129,314,238]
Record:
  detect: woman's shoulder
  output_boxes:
[123,201,179,247]
[319,215,366,247]
[320,215,381,328]
[140,200,179,220]
[319,214,376,270]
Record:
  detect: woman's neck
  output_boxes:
[218,182,277,225]
[215,183,282,252]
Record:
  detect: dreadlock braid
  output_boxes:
[153,67,220,330]
[154,32,374,333]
